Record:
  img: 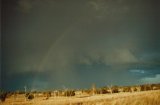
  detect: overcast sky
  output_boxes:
[1,0,160,91]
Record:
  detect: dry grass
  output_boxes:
[1,90,160,105]
[77,90,160,105]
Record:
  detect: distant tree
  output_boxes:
[123,87,131,92]
[112,86,119,93]
[46,91,51,99]
[98,87,109,94]
[108,85,113,94]
[25,92,30,97]
[64,90,75,96]
[140,85,150,91]
[82,89,91,95]
[92,84,96,95]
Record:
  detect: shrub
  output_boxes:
[25,93,29,97]
[27,94,34,100]
[140,85,151,91]
[45,91,51,99]
[82,89,92,95]
[108,86,119,93]
[25,93,34,100]
[0,91,7,102]
[123,87,131,92]
[64,90,75,96]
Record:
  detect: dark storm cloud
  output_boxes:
[2,0,160,90]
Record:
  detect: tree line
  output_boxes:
[1,83,160,102]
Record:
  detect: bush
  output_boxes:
[123,87,131,92]
[64,90,75,96]
[112,87,119,93]
[6,92,13,98]
[140,85,150,91]
[25,92,30,97]
[82,89,92,95]
[25,93,34,100]
[47,91,51,97]
[0,91,7,102]
[28,94,34,100]
[45,91,51,99]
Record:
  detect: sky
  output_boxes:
[1,0,160,91]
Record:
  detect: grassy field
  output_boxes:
[1,90,160,105]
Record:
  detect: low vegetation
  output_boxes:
[0,83,160,105]
[64,90,75,96]
[72,90,160,105]
[0,90,7,102]
[26,93,34,100]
